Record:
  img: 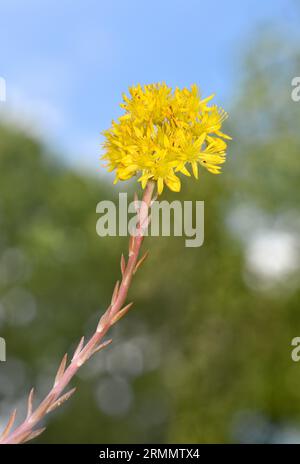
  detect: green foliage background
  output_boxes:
[1,31,300,443]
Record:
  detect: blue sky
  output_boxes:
[0,0,296,172]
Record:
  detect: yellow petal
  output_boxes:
[157,178,164,195]
[191,161,198,179]
[200,94,215,104]
[165,174,181,192]
[138,173,151,189]
[133,126,143,137]
[179,165,191,177]
[194,133,206,149]
[216,130,232,140]
[163,134,170,147]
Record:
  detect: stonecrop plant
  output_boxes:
[102,82,231,194]
[0,83,230,444]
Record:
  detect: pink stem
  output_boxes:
[1,181,155,445]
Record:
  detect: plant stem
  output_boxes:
[0,181,155,445]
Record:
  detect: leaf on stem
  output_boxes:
[133,250,149,274]
[120,254,126,276]
[72,336,85,360]
[21,427,46,444]
[30,393,56,423]
[0,409,17,441]
[47,387,77,414]
[92,338,113,356]
[111,302,134,325]
[97,305,111,333]
[26,388,35,419]
[111,280,120,306]
[54,354,68,387]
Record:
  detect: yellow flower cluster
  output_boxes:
[102,83,231,194]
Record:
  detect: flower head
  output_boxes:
[102,83,231,194]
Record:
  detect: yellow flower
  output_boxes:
[102,83,231,194]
